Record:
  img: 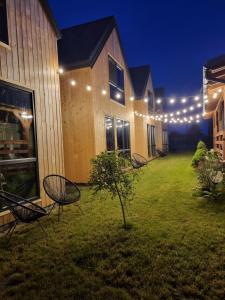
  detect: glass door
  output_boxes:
[147,125,156,157]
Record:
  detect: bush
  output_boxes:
[90,152,138,228]
[195,150,225,200]
[192,141,207,167]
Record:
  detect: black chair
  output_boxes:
[0,190,49,243]
[131,159,142,169]
[43,175,81,221]
[132,153,148,167]
[156,149,167,157]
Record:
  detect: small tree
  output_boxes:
[90,152,137,228]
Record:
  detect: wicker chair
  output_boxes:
[156,149,167,157]
[43,175,81,221]
[0,190,49,243]
[132,153,148,167]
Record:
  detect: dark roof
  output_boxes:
[58,16,119,70]
[129,65,151,99]
[205,54,225,70]
[39,0,61,38]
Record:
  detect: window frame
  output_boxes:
[0,0,9,46]
[0,80,40,209]
[108,56,125,106]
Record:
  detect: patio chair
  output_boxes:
[156,149,167,157]
[132,153,148,167]
[43,175,81,221]
[0,190,49,243]
[131,159,143,169]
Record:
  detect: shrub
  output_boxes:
[195,150,225,200]
[90,152,138,228]
[192,141,207,167]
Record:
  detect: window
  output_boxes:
[0,81,39,211]
[116,119,130,153]
[109,57,125,105]
[105,117,130,155]
[147,90,154,113]
[162,130,168,153]
[105,116,115,152]
[0,0,8,44]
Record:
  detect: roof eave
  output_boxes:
[39,0,61,39]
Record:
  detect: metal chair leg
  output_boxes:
[37,219,48,239]
[77,204,84,215]
[58,205,63,222]
[6,221,17,244]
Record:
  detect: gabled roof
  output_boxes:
[39,0,61,38]
[205,54,225,70]
[129,65,151,99]
[58,16,123,70]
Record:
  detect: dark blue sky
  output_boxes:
[49,0,225,98]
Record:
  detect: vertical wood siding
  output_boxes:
[0,0,64,225]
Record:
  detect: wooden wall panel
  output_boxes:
[0,0,64,225]
[60,68,95,183]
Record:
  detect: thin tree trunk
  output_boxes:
[114,181,127,228]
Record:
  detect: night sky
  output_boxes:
[49,0,224,134]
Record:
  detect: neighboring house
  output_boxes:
[58,16,166,183]
[0,0,64,226]
[130,66,166,158]
[203,55,225,160]
[58,16,135,183]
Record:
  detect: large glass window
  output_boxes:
[116,119,130,153]
[0,81,39,211]
[0,0,8,45]
[105,116,115,152]
[109,57,125,105]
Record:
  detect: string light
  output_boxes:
[60,74,206,125]
[213,92,218,99]
[156,98,162,104]
[169,98,175,104]
[70,80,76,86]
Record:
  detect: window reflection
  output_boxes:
[105,116,115,151]
[116,119,130,153]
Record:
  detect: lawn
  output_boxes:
[1,154,225,300]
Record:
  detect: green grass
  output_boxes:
[1,154,225,299]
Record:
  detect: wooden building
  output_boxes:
[0,0,64,226]
[203,55,225,160]
[129,66,167,159]
[59,17,165,183]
